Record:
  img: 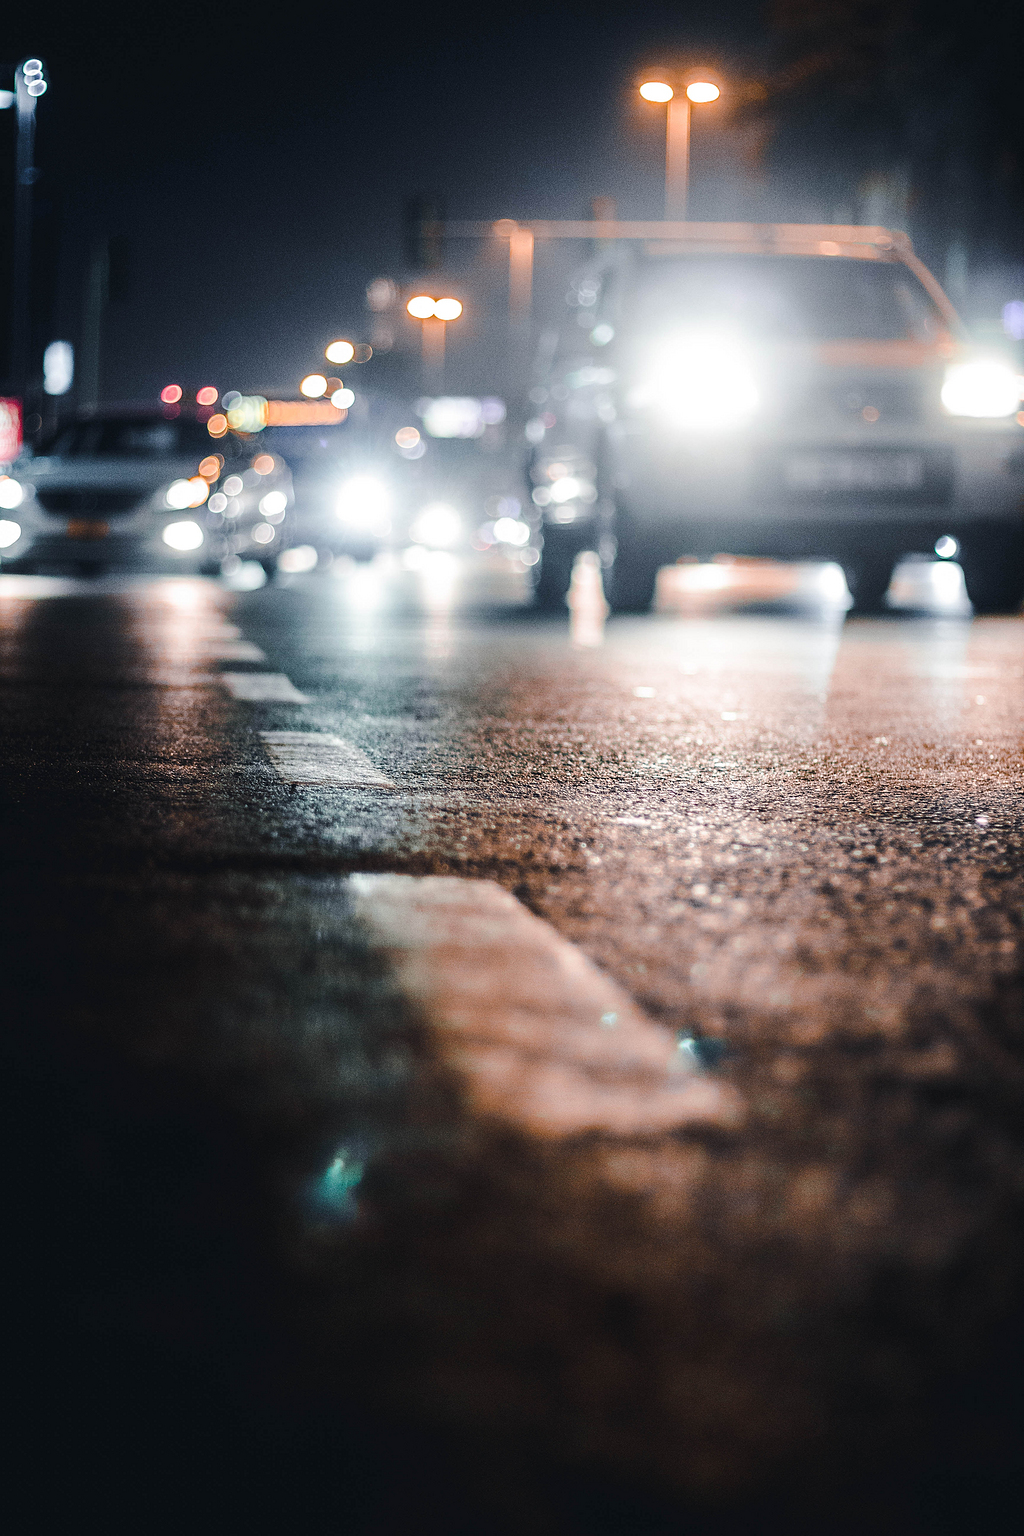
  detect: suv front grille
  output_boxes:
[36,490,145,516]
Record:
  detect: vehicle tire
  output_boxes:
[533,527,583,611]
[844,555,893,613]
[608,538,660,613]
[958,539,1024,614]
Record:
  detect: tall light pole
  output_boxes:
[639,74,720,220]
[6,59,49,398]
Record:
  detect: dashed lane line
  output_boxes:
[347,874,743,1138]
[220,672,309,703]
[260,731,396,788]
[200,640,267,662]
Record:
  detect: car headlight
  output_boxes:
[259,490,288,518]
[335,474,390,531]
[941,360,1021,418]
[166,477,210,509]
[410,503,461,548]
[0,518,22,547]
[630,335,759,430]
[162,520,204,550]
[0,476,24,509]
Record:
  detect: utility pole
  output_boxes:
[7,59,48,399]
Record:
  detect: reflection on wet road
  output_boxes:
[1,558,1022,1533]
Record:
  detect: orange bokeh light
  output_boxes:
[433,297,463,321]
[198,454,223,479]
[639,81,673,102]
[206,414,228,437]
[252,454,275,475]
[407,295,436,319]
[686,80,720,103]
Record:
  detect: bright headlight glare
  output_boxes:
[162,520,204,551]
[941,360,1020,418]
[0,518,22,547]
[0,476,25,509]
[410,503,461,548]
[335,474,390,529]
[635,336,759,429]
[166,477,209,510]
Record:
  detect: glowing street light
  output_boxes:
[638,72,721,219]
[405,296,464,386]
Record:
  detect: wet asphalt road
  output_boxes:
[2,559,1023,1534]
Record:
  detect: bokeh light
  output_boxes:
[639,81,673,102]
[196,386,219,406]
[433,297,463,321]
[325,340,355,365]
[407,295,436,319]
[198,455,223,479]
[300,374,328,398]
[253,454,276,475]
[206,414,228,437]
[160,384,183,404]
[686,80,720,102]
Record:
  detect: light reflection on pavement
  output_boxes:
[1,554,1021,1531]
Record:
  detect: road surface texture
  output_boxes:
[2,559,1022,1534]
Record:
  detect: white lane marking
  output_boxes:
[260,731,395,787]
[220,672,308,703]
[201,640,267,662]
[347,874,742,1138]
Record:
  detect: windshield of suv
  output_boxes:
[38,419,235,458]
[625,256,949,344]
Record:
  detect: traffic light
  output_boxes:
[403,197,445,271]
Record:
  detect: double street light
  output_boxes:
[406,294,463,386]
[639,73,721,219]
[2,58,49,401]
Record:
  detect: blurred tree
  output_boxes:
[760,1,1024,280]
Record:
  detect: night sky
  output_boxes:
[2,3,1021,404]
[3,2,767,401]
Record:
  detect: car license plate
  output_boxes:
[784,452,925,492]
[66,518,109,539]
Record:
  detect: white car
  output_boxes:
[0,413,294,575]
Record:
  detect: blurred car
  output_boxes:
[528,224,1024,612]
[0,413,294,575]
[282,394,530,568]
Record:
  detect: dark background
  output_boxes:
[1,1,1022,406]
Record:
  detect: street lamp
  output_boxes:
[405,295,463,387]
[2,58,49,401]
[639,73,721,219]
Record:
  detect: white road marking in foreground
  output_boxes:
[220,672,308,703]
[347,874,742,1137]
[201,640,267,662]
[260,731,395,787]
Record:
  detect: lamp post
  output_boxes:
[406,295,463,389]
[639,74,720,220]
[4,59,49,398]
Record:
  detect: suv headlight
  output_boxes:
[336,474,390,531]
[630,336,759,430]
[941,360,1021,418]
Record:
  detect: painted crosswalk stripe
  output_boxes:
[220,672,308,703]
[347,874,742,1138]
[260,731,395,787]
